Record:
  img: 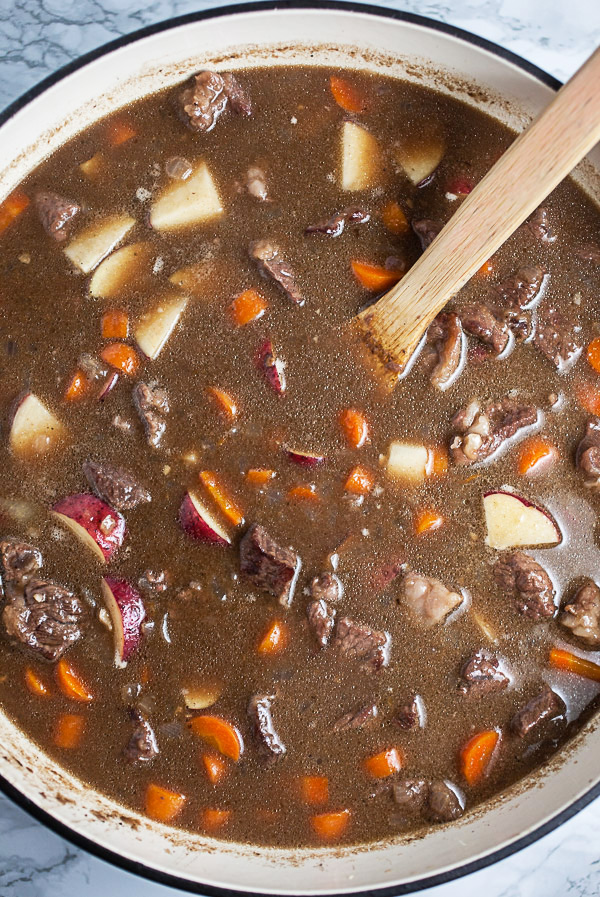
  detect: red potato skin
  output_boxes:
[285,449,326,468]
[256,340,286,395]
[102,576,146,665]
[178,492,230,546]
[53,493,126,561]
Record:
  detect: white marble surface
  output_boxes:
[0,0,600,894]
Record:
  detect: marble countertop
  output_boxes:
[1,0,600,894]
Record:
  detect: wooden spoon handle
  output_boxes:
[358,47,600,371]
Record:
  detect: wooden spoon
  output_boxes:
[356,47,600,380]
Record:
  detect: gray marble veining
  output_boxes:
[0,0,599,895]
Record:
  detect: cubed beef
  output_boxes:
[459,303,509,355]
[534,307,581,371]
[494,265,546,313]
[510,684,566,737]
[523,207,556,243]
[305,207,370,237]
[3,578,86,661]
[309,572,342,604]
[395,696,424,729]
[412,218,442,251]
[576,419,600,489]
[332,702,378,732]
[83,460,151,510]
[450,396,538,465]
[494,551,555,621]
[306,599,335,648]
[426,780,465,822]
[559,580,600,646]
[427,312,464,391]
[371,557,407,592]
[247,693,286,763]
[239,523,300,606]
[1,540,42,585]
[402,571,462,626]
[123,709,158,763]
[132,382,169,448]
[34,190,80,242]
[221,72,252,116]
[458,652,510,697]
[332,617,390,672]
[249,239,304,305]
[392,779,429,814]
[245,166,269,201]
[178,70,251,133]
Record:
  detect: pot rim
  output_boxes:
[0,2,594,895]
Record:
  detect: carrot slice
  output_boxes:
[517,437,557,476]
[202,751,228,785]
[588,337,600,373]
[549,647,600,682]
[576,381,600,416]
[429,446,449,477]
[330,75,367,113]
[381,201,409,235]
[339,408,370,449]
[351,260,404,291]
[201,808,232,831]
[64,369,89,401]
[0,190,30,235]
[145,783,186,823]
[107,118,137,146]
[257,619,289,655]
[298,775,329,806]
[56,658,93,703]
[207,386,238,420]
[25,667,50,697]
[287,484,320,502]
[102,309,129,339]
[230,289,268,326]
[363,747,404,778]
[54,713,85,749]
[100,342,139,376]
[199,470,245,527]
[414,508,444,535]
[477,259,494,277]
[246,468,276,486]
[344,465,374,495]
[189,715,244,762]
[310,809,351,841]
[460,729,500,785]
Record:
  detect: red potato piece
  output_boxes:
[134,292,188,359]
[9,393,66,459]
[150,161,223,230]
[340,122,381,191]
[179,491,231,546]
[385,442,430,483]
[101,577,146,668]
[483,491,562,550]
[393,135,445,186]
[63,215,135,274]
[53,494,126,563]
[285,448,325,468]
[88,242,154,299]
[256,340,286,395]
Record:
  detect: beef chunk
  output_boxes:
[34,190,80,242]
[247,693,286,763]
[83,460,151,510]
[132,382,169,448]
[494,551,555,621]
[458,652,510,697]
[333,617,390,672]
[576,243,600,264]
[494,265,546,313]
[332,702,378,732]
[559,580,600,646]
[3,579,86,661]
[427,312,464,390]
[460,303,509,355]
[371,557,407,592]
[395,696,423,730]
[426,780,464,822]
[1,540,42,585]
[523,207,556,243]
[306,599,335,648]
[402,571,462,626]
[309,572,342,604]
[534,307,581,371]
[576,419,600,489]
[450,396,538,465]
[392,779,429,815]
[239,523,299,606]
[510,684,566,737]
[245,165,268,201]
[123,709,158,763]
[305,207,370,237]
[178,70,251,133]
[412,218,442,250]
[249,240,304,305]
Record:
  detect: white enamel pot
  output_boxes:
[0,2,599,894]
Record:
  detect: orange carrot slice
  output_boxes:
[107,118,137,146]
[198,470,245,527]
[381,201,409,235]
[298,775,329,806]
[201,808,232,831]
[54,713,85,749]
[477,260,494,277]
[460,729,500,785]
[330,75,367,113]
[202,751,228,785]
[310,809,351,841]
[102,309,129,339]
[517,437,557,475]
[189,715,244,762]
[64,369,89,401]
[576,381,600,416]
[588,338,600,373]
[0,190,30,235]
[344,465,375,495]
[363,747,404,778]
[230,289,268,326]
[351,260,404,291]
[145,783,187,823]
[25,667,50,697]
[414,508,444,535]
[549,647,600,682]
[56,658,93,703]
[246,468,276,486]
[429,446,449,477]
[100,342,139,376]
[287,484,320,502]
[339,408,370,449]
[257,619,289,655]
[207,386,238,420]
